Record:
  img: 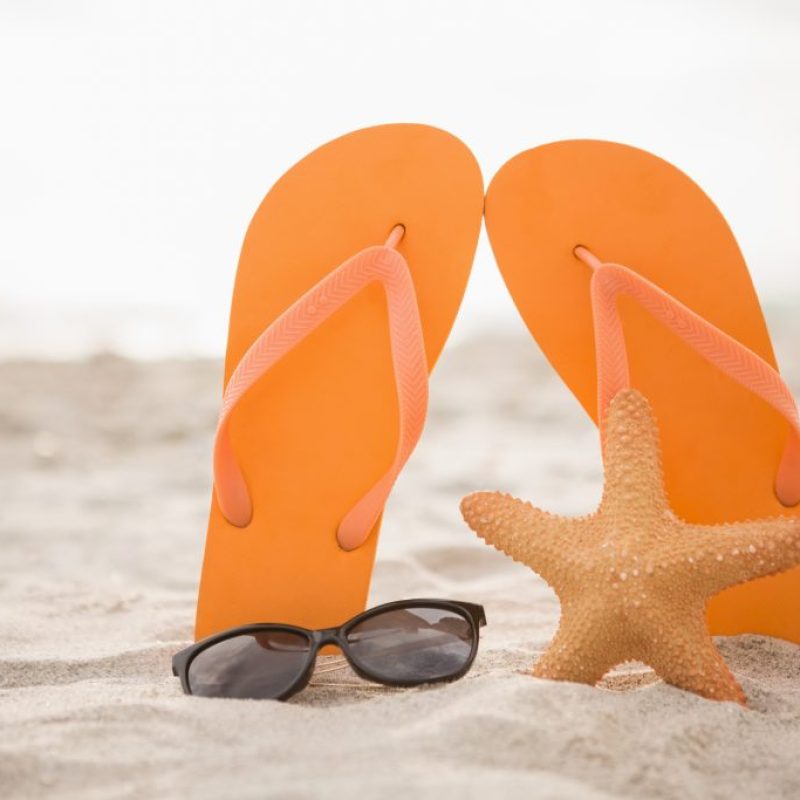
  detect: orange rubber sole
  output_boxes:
[195,124,483,640]
[485,140,800,643]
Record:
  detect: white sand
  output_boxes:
[2,329,800,799]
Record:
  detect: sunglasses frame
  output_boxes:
[173,598,486,700]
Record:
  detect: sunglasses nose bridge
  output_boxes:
[316,628,341,647]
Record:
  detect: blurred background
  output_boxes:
[1,0,799,359]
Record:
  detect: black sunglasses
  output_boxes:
[173,599,486,700]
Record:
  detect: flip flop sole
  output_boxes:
[196,124,483,640]
[485,140,800,642]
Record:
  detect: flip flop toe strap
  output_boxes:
[575,246,800,507]
[214,227,429,550]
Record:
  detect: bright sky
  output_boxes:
[1,1,799,357]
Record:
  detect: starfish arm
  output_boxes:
[641,607,745,705]
[460,491,586,583]
[532,602,624,685]
[679,516,800,597]
[599,391,669,515]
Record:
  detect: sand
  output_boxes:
[2,329,800,799]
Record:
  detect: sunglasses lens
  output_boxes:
[187,629,311,699]
[345,606,475,684]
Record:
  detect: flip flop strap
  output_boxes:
[576,247,800,507]
[214,232,429,550]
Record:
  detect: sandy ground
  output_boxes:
[2,327,800,800]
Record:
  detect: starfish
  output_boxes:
[461,389,800,705]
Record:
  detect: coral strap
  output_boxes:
[214,226,429,549]
[575,246,800,507]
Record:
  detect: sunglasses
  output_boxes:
[172,599,486,700]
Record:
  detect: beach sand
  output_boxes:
[2,327,800,799]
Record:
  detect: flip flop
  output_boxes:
[484,140,800,643]
[195,124,483,640]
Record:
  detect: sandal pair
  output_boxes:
[195,124,800,645]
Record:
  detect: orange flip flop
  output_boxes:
[195,124,483,640]
[485,140,800,643]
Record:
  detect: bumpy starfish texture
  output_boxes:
[461,390,800,705]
